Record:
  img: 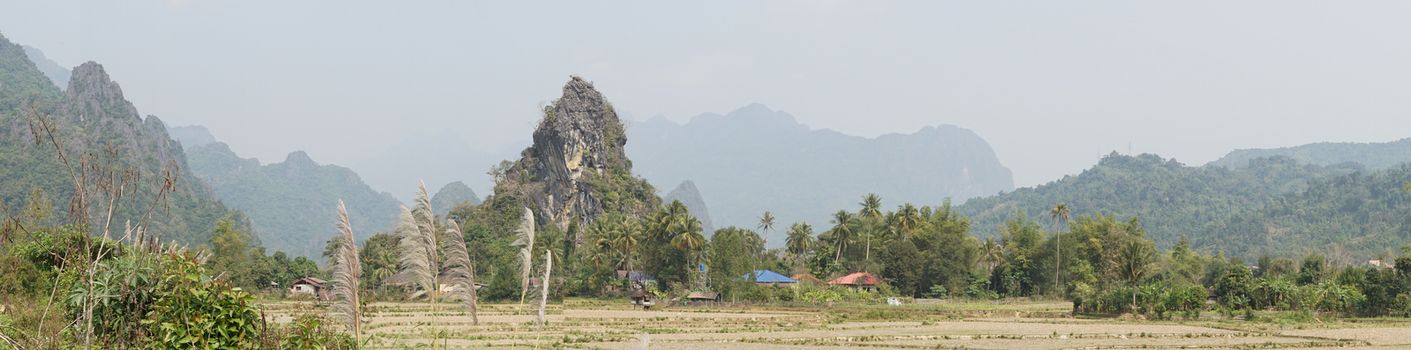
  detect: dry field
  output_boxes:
[260,299,1411,349]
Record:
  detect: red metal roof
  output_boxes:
[827,272,881,286]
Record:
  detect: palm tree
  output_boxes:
[860,194,883,218]
[665,200,690,222]
[978,237,1003,274]
[859,194,882,262]
[1117,238,1155,311]
[894,203,922,241]
[1049,203,1070,294]
[785,222,815,268]
[830,210,855,263]
[757,211,776,243]
[614,220,641,277]
[671,217,707,288]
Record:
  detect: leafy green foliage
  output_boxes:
[141,258,261,349]
[960,153,1411,259]
[280,315,357,350]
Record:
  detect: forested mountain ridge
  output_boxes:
[1211,138,1411,170]
[0,33,235,244]
[21,44,69,90]
[627,103,1013,244]
[184,139,403,258]
[431,180,480,216]
[957,152,1410,260]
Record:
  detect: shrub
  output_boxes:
[141,255,261,349]
[281,315,357,350]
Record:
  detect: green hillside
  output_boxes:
[958,152,1410,259]
[185,143,403,258]
[0,33,236,244]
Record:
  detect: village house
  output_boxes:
[288,277,332,301]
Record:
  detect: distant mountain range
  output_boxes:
[177,128,404,258]
[21,45,69,89]
[626,104,1014,244]
[351,129,520,202]
[171,125,480,259]
[1210,138,1411,170]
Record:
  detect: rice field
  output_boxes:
[260,299,1411,349]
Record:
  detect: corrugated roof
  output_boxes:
[827,272,881,286]
[742,270,796,283]
[687,291,720,300]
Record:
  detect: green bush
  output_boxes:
[281,315,357,350]
[140,255,261,349]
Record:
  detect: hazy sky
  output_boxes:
[3,1,1410,190]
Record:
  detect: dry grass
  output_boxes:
[259,299,1411,349]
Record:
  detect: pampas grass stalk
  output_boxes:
[441,219,479,325]
[398,181,444,346]
[537,248,552,328]
[396,205,437,300]
[330,200,362,340]
[514,207,536,305]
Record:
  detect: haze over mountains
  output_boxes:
[7,35,1411,261]
[20,45,67,89]
[1210,138,1411,171]
[628,104,1015,243]
[172,126,408,259]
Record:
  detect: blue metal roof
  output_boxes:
[742,269,797,283]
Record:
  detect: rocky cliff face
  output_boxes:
[499,76,658,229]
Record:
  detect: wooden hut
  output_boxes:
[686,291,721,304]
[288,277,332,300]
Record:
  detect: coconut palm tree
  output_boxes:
[1049,203,1070,294]
[613,220,641,278]
[671,217,707,288]
[785,222,814,268]
[830,210,855,263]
[894,203,922,241]
[757,211,776,243]
[858,194,883,262]
[978,237,1003,275]
[1118,238,1155,311]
